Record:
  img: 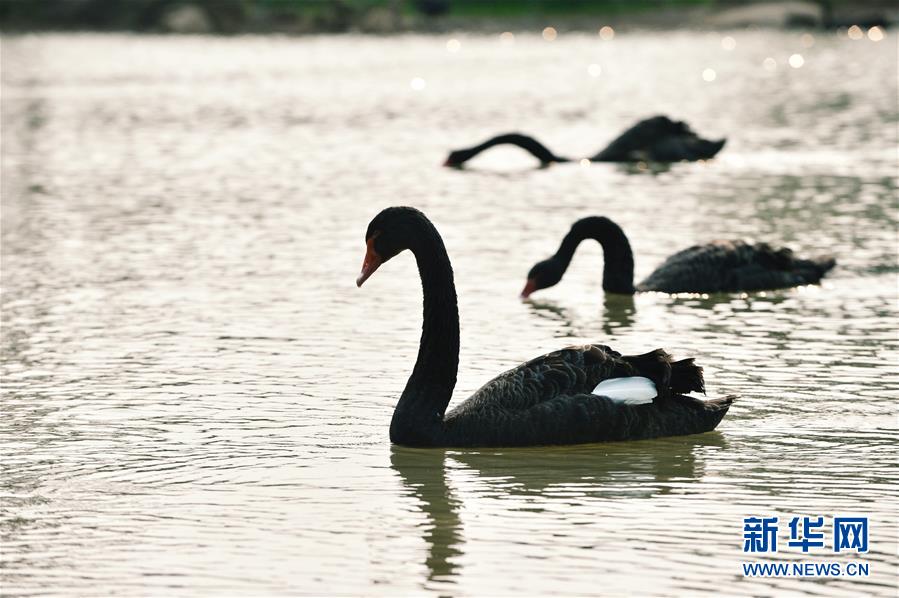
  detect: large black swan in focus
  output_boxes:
[521,216,836,298]
[355,207,734,448]
[444,116,726,168]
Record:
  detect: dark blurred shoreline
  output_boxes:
[0,0,895,35]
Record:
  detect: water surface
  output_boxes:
[1,31,897,596]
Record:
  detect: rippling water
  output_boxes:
[1,31,897,596]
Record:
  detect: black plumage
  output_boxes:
[591,115,726,162]
[356,207,734,448]
[638,240,836,294]
[522,216,836,297]
[443,115,725,168]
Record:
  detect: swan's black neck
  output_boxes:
[390,216,459,446]
[556,217,636,294]
[468,133,569,164]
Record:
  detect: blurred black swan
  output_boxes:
[521,216,836,298]
[444,116,726,167]
[356,207,734,448]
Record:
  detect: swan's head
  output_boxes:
[443,150,471,168]
[356,207,423,287]
[521,258,564,298]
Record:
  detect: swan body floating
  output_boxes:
[522,216,836,297]
[444,115,726,167]
[356,207,734,448]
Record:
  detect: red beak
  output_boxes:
[520,278,538,299]
[356,237,383,287]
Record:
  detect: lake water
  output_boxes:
[1,30,897,596]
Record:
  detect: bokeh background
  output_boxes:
[1,0,897,33]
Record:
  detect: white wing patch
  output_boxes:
[592,376,657,405]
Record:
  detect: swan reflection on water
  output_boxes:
[525,294,637,337]
[445,159,672,175]
[615,161,673,176]
[389,432,726,585]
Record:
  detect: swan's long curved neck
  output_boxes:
[391,220,460,445]
[556,217,636,294]
[469,133,569,164]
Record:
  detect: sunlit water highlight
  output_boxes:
[1,31,897,596]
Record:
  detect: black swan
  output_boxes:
[356,207,734,448]
[521,216,836,298]
[444,116,726,167]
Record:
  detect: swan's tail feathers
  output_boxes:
[670,358,705,395]
[696,137,726,159]
[675,394,736,432]
[812,256,836,276]
[700,395,737,430]
[792,255,836,284]
[710,138,727,156]
[592,376,657,405]
[702,394,736,411]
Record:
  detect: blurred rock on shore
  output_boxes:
[0,0,895,34]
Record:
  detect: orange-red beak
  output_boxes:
[520,278,538,299]
[356,236,382,287]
